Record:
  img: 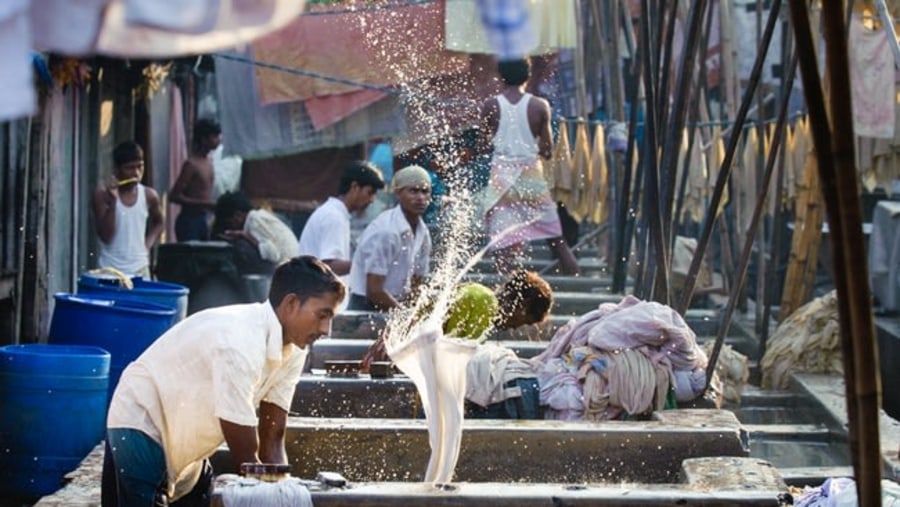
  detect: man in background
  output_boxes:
[298,161,385,277]
[347,165,432,311]
[170,118,221,241]
[92,141,164,277]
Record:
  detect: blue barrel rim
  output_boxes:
[0,343,111,360]
[53,292,177,317]
[78,274,189,296]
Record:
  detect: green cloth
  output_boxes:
[443,283,499,340]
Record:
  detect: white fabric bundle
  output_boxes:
[386,319,477,484]
[219,477,313,507]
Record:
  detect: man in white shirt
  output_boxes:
[102,256,344,506]
[347,165,432,311]
[298,161,385,276]
[214,191,300,270]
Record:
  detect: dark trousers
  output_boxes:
[175,209,210,242]
[465,378,543,420]
[347,293,379,311]
[101,436,213,507]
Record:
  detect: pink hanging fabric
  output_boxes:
[167,83,188,243]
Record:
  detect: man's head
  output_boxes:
[270,256,346,349]
[112,141,144,185]
[494,270,553,329]
[193,118,222,153]
[497,58,531,86]
[338,161,385,213]
[214,191,253,231]
[392,165,431,219]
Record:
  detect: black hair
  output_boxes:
[113,141,143,167]
[337,161,386,195]
[269,256,346,306]
[193,118,221,148]
[496,270,553,324]
[213,191,253,234]
[497,58,531,86]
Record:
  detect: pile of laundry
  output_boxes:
[761,290,842,390]
[531,295,712,421]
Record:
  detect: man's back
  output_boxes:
[298,197,351,264]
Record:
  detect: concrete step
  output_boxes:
[212,410,749,484]
[471,256,609,275]
[210,457,787,506]
[461,272,621,293]
[332,308,727,343]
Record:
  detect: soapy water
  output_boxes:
[353,10,548,485]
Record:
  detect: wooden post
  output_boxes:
[788,0,882,502]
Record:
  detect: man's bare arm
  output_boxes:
[323,259,351,276]
[92,184,118,244]
[220,418,260,469]
[144,187,165,250]
[257,401,288,464]
[534,98,553,160]
[366,273,400,310]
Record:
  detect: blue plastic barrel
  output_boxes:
[0,344,110,498]
[48,293,177,399]
[78,274,189,321]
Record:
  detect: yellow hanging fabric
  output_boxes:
[589,124,609,224]
[548,122,574,207]
[782,122,796,210]
[571,121,592,221]
[708,127,729,217]
[685,130,707,223]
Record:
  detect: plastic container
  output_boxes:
[0,344,110,498]
[78,273,189,321]
[48,293,177,399]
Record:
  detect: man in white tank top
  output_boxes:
[92,141,164,277]
[479,58,580,275]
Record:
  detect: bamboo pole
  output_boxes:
[675,0,783,314]
[638,0,670,303]
[705,52,797,391]
[612,0,643,294]
[788,0,882,502]
[659,0,709,239]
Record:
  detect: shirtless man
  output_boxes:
[170,118,221,241]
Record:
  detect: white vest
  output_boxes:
[492,93,539,161]
[98,185,149,276]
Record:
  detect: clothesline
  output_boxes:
[211,52,476,107]
[559,110,807,130]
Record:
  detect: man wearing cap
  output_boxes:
[347,165,432,311]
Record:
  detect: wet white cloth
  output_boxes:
[386,321,477,483]
[244,209,298,265]
[97,184,150,277]
[123,0,220,34]
[219,477,313,507]
[30,0,110,54]
[348,206,431,301]
[107,302,306,501]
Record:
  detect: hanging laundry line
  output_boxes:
[211,52,477,107]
